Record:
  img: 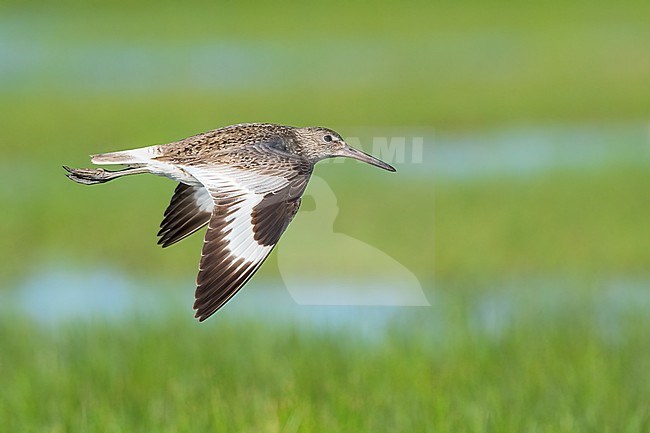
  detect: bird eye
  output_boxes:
[323,134,333,142]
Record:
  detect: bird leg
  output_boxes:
[63,165,148,185]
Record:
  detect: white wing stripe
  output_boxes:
[224,214,263,256]
[184,165,281,263]
[193,187,214,213]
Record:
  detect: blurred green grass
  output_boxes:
[1,312,648,432]
[2,1,650,125]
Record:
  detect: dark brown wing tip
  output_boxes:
[193,298,217,322]
[156,227,172,247]
[156,235,175,248]
[157,240,172,248]
[193,293,218,322]
[194,308,212,322]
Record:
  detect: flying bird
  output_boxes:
[64,123,395,321]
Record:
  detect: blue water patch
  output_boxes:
[344,123,650,179]
[0,34,284,92]
[4,265,172,323]
[3,265,649,343]
[0,27,388,93]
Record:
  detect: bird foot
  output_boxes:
[63,166,112,185]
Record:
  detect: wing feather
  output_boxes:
[181,146,312,321]
[157,183,213,247]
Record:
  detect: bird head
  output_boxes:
[294,127,396,172]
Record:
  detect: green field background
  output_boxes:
[1,1,649,431]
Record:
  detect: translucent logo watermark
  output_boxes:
[320,135,426,165]
[277,176,429,306]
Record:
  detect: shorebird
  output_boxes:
[64,123,395,321]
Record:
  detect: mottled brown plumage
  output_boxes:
[64,123,395,321]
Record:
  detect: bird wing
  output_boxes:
[181,146,312,321]
[157,183,213,248]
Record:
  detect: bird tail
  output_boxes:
[91,145,161,165]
